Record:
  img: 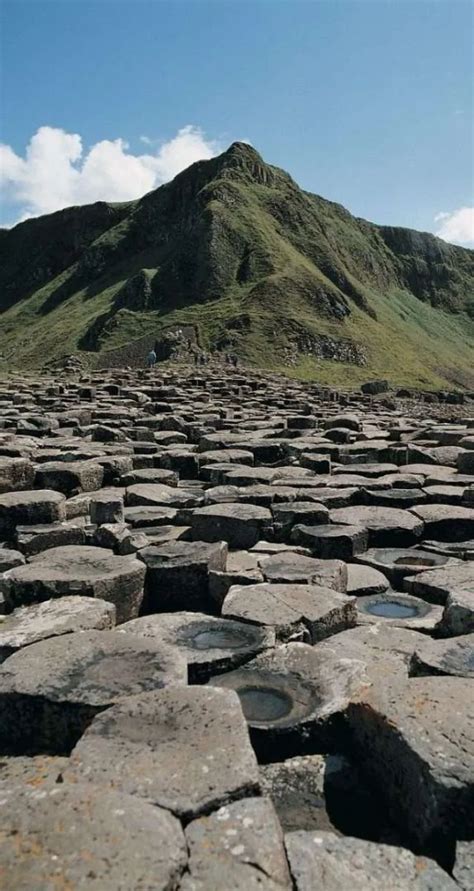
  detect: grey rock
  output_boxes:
[291,523,368,559]
[209,642,368,759]
[0,629,186,753]
[410,503,474,541]
[223,582,356,643]
[139,540,227,611]
[0,548,25,572]
[453,840,474,890]
[438,589,474,637]
[345,674,474,848]
[34,459,104,495]
[330,506,424,547]
[410,633,474,678]
[0,595,115,661]
[259,551,347,592]
[285,831,456,890]
[346,563,390,596]
[183,797,292,890]
[64,686,260,820]
[191,503,273,549]
[0,545,146,622]
[403,563,474,604]
[0,782,187,890]
[0,754,68,789]
[356,591,443,632]
[118,611,275,681]
[0,489,66,538]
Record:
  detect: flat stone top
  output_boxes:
[330,506,423,531]
[0,489,65,507]
[0,630,187,705]
[118,611,274,659]
[0,596,116,652]
[410,504,474,522]
[64,686,260,819]
[193,503,272,519]
[223,582,353,627]
[7,546,145,582]
[406,563,474,594]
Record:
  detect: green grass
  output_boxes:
[0,141,473,389]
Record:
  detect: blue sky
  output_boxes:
[1,0,473,243]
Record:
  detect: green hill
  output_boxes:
[1,141,473,388]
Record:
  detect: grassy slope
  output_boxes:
[0,144,473,389]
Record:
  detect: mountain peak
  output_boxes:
[214,141,277,186]
[224,141,263,160]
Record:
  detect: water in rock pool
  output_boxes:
[238,685,293,722]
[365,601,419,619]
[190,627,254,650]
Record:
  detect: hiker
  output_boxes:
[147,348,157,368]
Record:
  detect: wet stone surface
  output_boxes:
[117,611,275,681]
[0,365,473,885]
[356,591,443,632]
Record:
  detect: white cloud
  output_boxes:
[0,124,221,224]
[435,207,474,245]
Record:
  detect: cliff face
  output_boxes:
[0,142,473,387]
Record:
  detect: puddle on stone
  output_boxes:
[189,627,255,650]
[365,601,419,619]
[393,556,436,569]
[238,685,293,722]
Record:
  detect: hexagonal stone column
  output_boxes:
[291,523,368,559]
[0,490,66,539]
[260,552,347,592]
[139,540,227,612]
[0,457,34,494]
[34,460,104,495]
[329,506,424,547]
[118,611,274,681]
[64,686,260,821]
[0,630,186,753]
[345,675,474,851]
[191,503,273,549]
[355,592,443,632]
[0,545,145,621]
[222,582,356,643]
[209,642,367,760]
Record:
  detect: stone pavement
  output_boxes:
[0,364,472,888]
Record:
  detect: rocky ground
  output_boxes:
[0,363,472,890]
